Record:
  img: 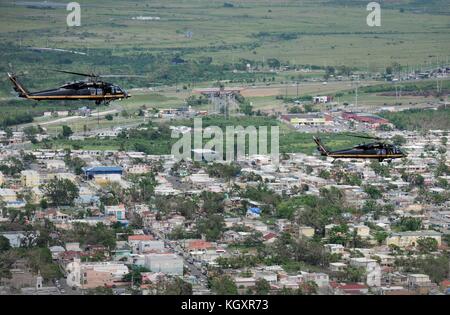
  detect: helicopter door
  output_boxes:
[96,89,103,95]
[89,88,96,96]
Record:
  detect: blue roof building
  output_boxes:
[82,166,123,179]
[247,207,261,217]
[249,207,261,214]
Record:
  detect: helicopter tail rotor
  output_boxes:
[313,136,329,156]
[7,72,30,98]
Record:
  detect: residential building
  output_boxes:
[105,204,126,221]
[144,253,183,275]
[350,257,381,287]
[299,226,315,238]
[66,258,129,289]
[386,230,442,248]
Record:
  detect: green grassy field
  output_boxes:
[38,115,365,155]
[1,0,449,131]
[1,1,449,83]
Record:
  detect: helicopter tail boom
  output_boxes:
[7,73,30,98]
[313,136,329,156]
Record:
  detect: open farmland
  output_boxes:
[0,1,449,91]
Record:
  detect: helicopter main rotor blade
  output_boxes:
[98,75,148,78]
[42,69,97,78]
[344,134,384,141]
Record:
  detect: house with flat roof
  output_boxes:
[21,170,40,188]
[386,230,442,248]
[144,253,183,275]
[82,166,123,179]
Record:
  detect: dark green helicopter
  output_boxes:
[313,134,407,163]
[7,69,137,105]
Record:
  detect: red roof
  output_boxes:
[338,283,368,290]
[128,235,153,241]
[263,232,277,241]
[188,240,212,250]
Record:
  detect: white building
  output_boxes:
[350,257,381,287]
[66,259,129,289]
[144,253,184,275]
[21,170,40,188]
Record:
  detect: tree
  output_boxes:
[0,157,24,176]
[254,278,270,295]
[396,217,422,232]
[23,126,39,142]
[164,277,193,295]
[345,266,366,282]
[0,236,11,252]
[412,174,425,187]
[174,198,198,220]
[85,287,114,295]
[123,266,151,286]
[128,172,157,203]
[42,178,79,206]
[207,163,241,181]
[435,159,450,177]
[374,231,388,245]
[64,155,86,175]
[121,110,130,118]
[25,247,62,280]
[416,237,438,253]
[318,169,330,179]
[267,58,281,69]
[68,222,116,249]
[200,192,225,214]
[210,275,238,295]
[40,198,48,209]
[370,160,390,177]
[276,195,310,220]
[391,135,406,146]
[105,114,114,121]
[277,287,296,295]
[362,200,380,214]
[328,224,350,246]
[303,281,318,295]
[420,255,449,283]
[325,66,335,76]
[5,128,13,139]
[61,125,73,138]
[338,65,352,76]
[364,185,382,199]
[0,250,19,280]
[239,101,253,116]
[197,214,225,241]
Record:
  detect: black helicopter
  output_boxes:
[313,134,407,162]
[7,69,132,105]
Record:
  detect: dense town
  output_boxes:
[0,102,449,296]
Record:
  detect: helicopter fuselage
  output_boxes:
[326,145,406,160]
[314,136,407,162]
[8,72,129,104]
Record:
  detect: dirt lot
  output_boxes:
[240,81,379,98]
